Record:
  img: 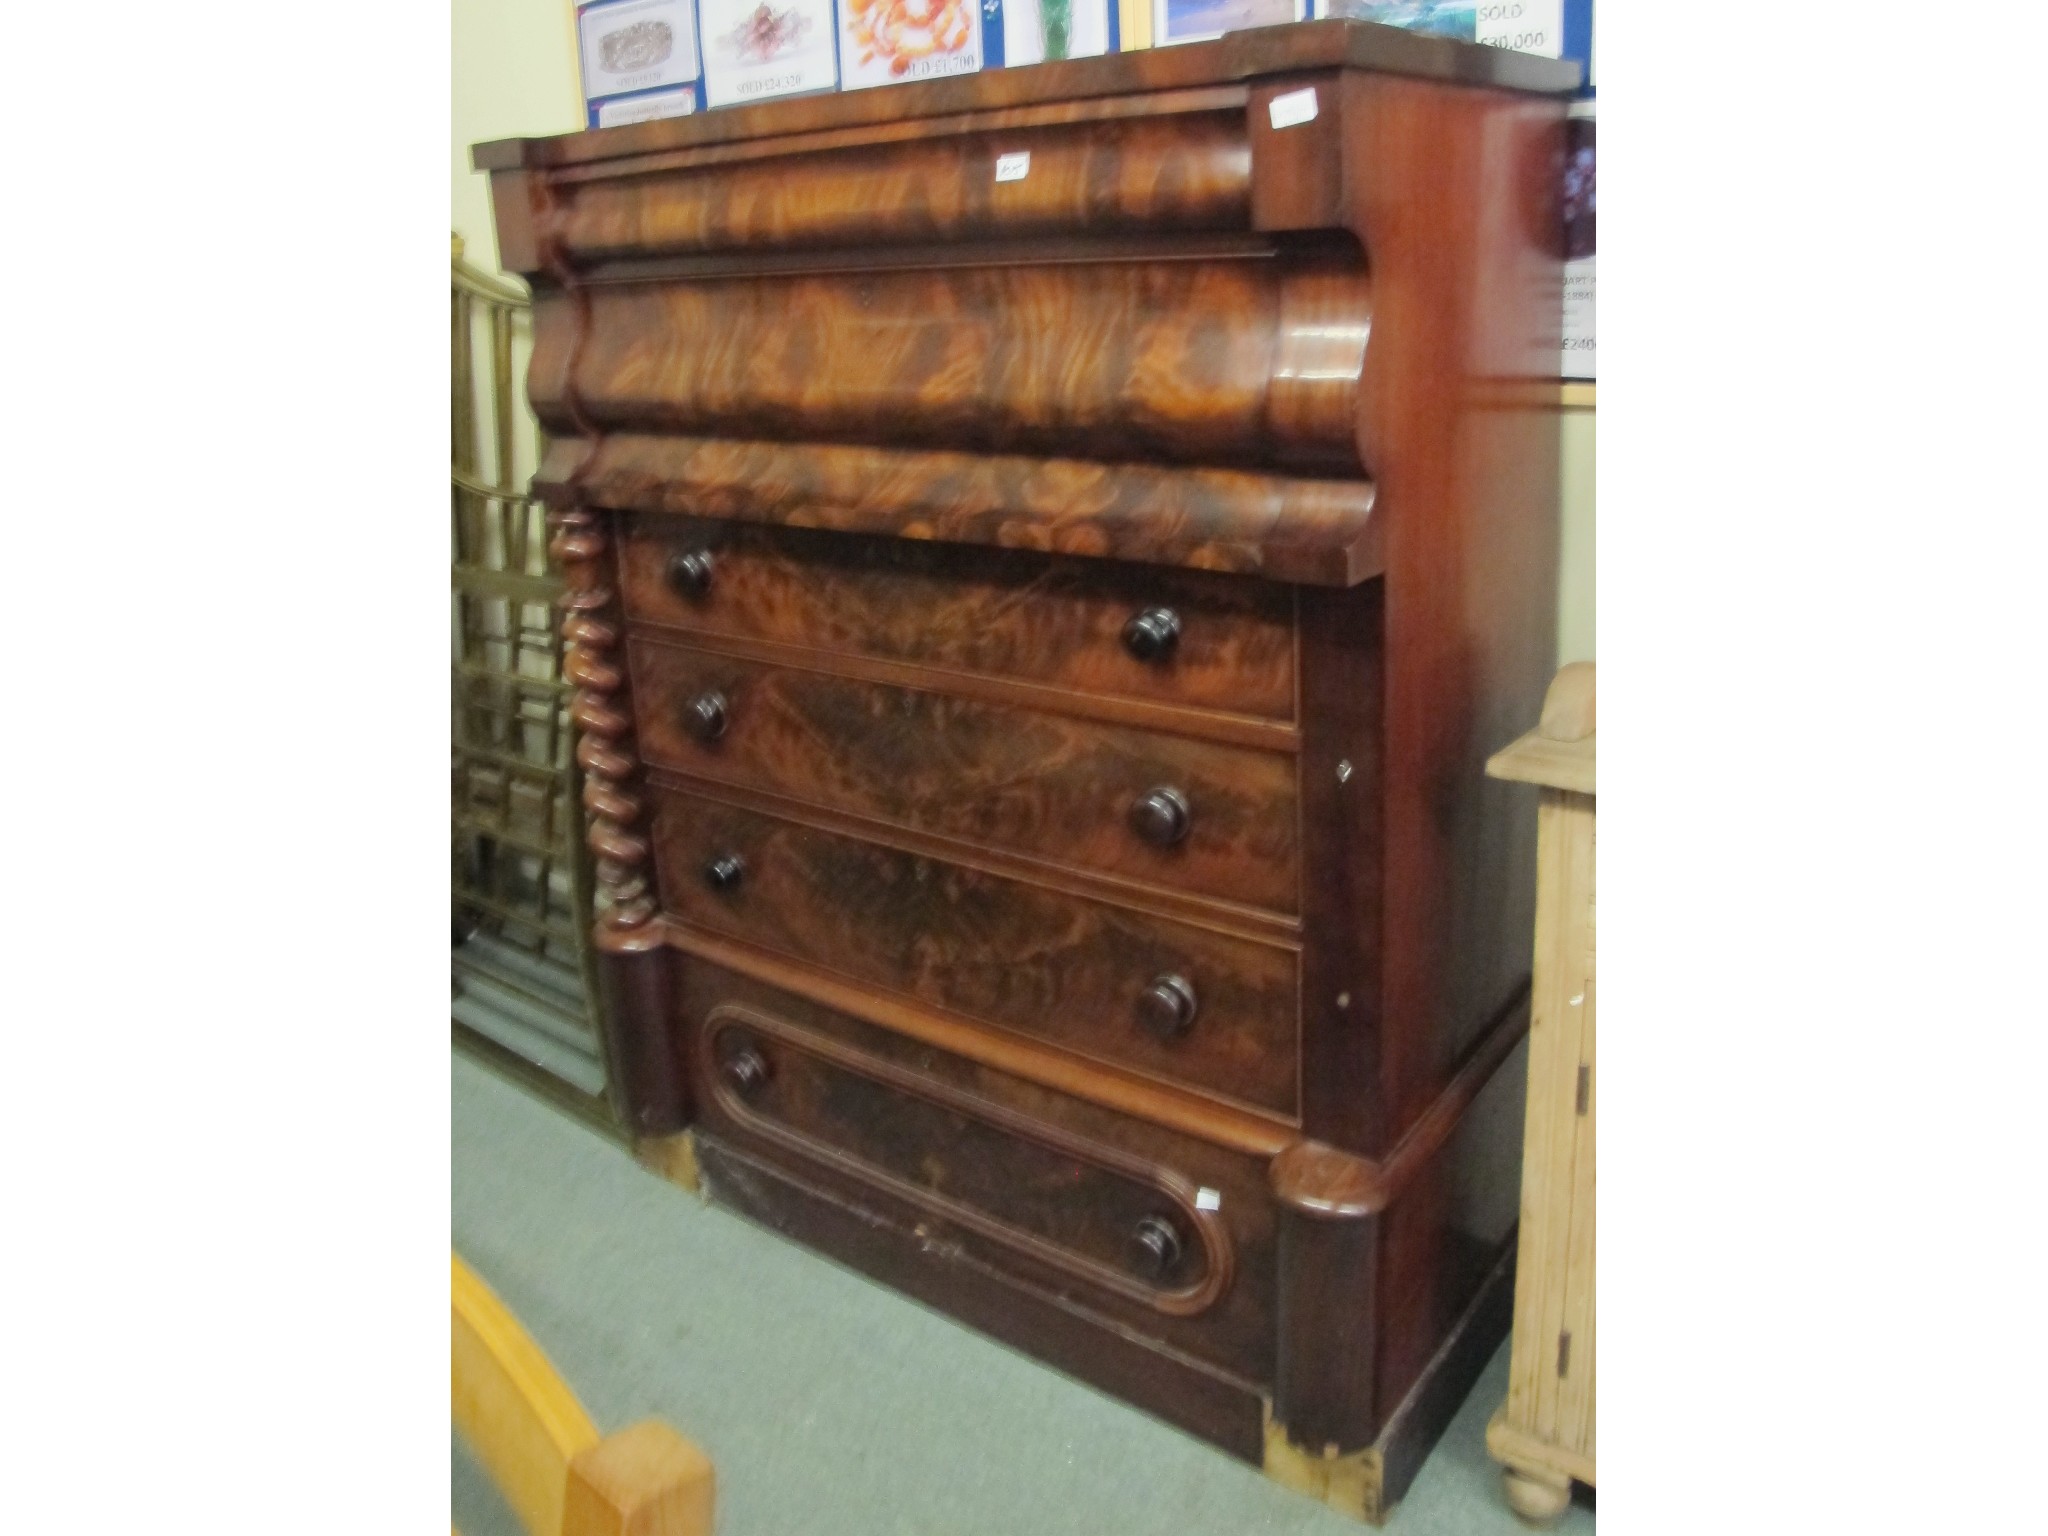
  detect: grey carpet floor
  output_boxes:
[453,1050,1593,1535]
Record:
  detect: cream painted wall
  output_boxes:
[1558,408,1596,664]
[452,0,581,272]
[448,13,1594,660]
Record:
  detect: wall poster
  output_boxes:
[576,0,705,123]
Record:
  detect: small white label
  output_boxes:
[1267,87,1318,131]
[1195,1187,1222,1212]
[994,151,1030,183]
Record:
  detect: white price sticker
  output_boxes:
[994,152,1030,183]
[1195,1187,1222,1212]
[1267,88,1318,130]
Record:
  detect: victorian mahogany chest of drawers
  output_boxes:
[477,21,1577,1522]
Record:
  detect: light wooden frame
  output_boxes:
[452,1253,715,1536]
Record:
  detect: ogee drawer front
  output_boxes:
[548,112,1254,262]
[616,514,1297,723]
[651,786,1300,1116]
[629,636,1300,914]
[681,961,1277,1384]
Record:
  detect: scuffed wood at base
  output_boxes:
[1264,1237,1515,1525]
[633,1130,702,1195]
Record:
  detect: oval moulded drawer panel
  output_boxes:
[648,786,1300,1117]
[616,513,1298,722]
[628,636,1300,914]
[680,960,1277,1384]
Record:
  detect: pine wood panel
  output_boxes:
[453,1253,717,1536]
[1501,789,1595,1455]
[1485,663,1596,1516]
[452,1253,599,1536]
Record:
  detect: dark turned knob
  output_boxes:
[703,854,744,893]
[1129,786,1191,847]
[683,689,728,743]
[721,1046,769,1096]
[1122,607,1181,663]
[1129,1215,1184,1280]
[1137,974,1198,1040]
[667,549,715,599]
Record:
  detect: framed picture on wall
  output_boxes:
[1003,0,1117,65]
[838,0,985,89]
[1153,0,1303,48]
[699,0,839,106]
[576,0,704,124]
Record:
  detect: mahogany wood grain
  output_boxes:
[549,507,659,936]
[539,432,1380,586]
[614,513,1298,724]
[648,785,1301,1115]
[700,1004,1234,1318]
[1329,71,1562,1140]
[697,1135,1270,1459]
[533,254,1367,473]
[1295,577,1388,1152]
[479,25,1568,1497]
[676,959,1278,1386]
[1273,1185,1378,1454]
[1267,988,1527,1450]
[663,922,1298,1159]
[472,21,1578,171]
[626,635,1300,913]
[540,87,1253,190]
[593,945,686,1137]
[547,109,1254,261]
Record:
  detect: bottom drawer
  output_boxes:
[677,961,1277,1388]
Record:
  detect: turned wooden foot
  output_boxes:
[1501,1464,1572,1527]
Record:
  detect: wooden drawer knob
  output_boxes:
[703,854,745,893]
[683,689,728,743]
[1129,786,1191,847]
[667,549,715,599]
[1128,1215,1184,1280]
[1121,607,1181,662]
[720,1045,769,1096]
[1137,974,1198,1040]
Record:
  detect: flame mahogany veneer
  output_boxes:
[478,20,1575,1522]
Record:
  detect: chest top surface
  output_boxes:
[475,20,1579,171]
